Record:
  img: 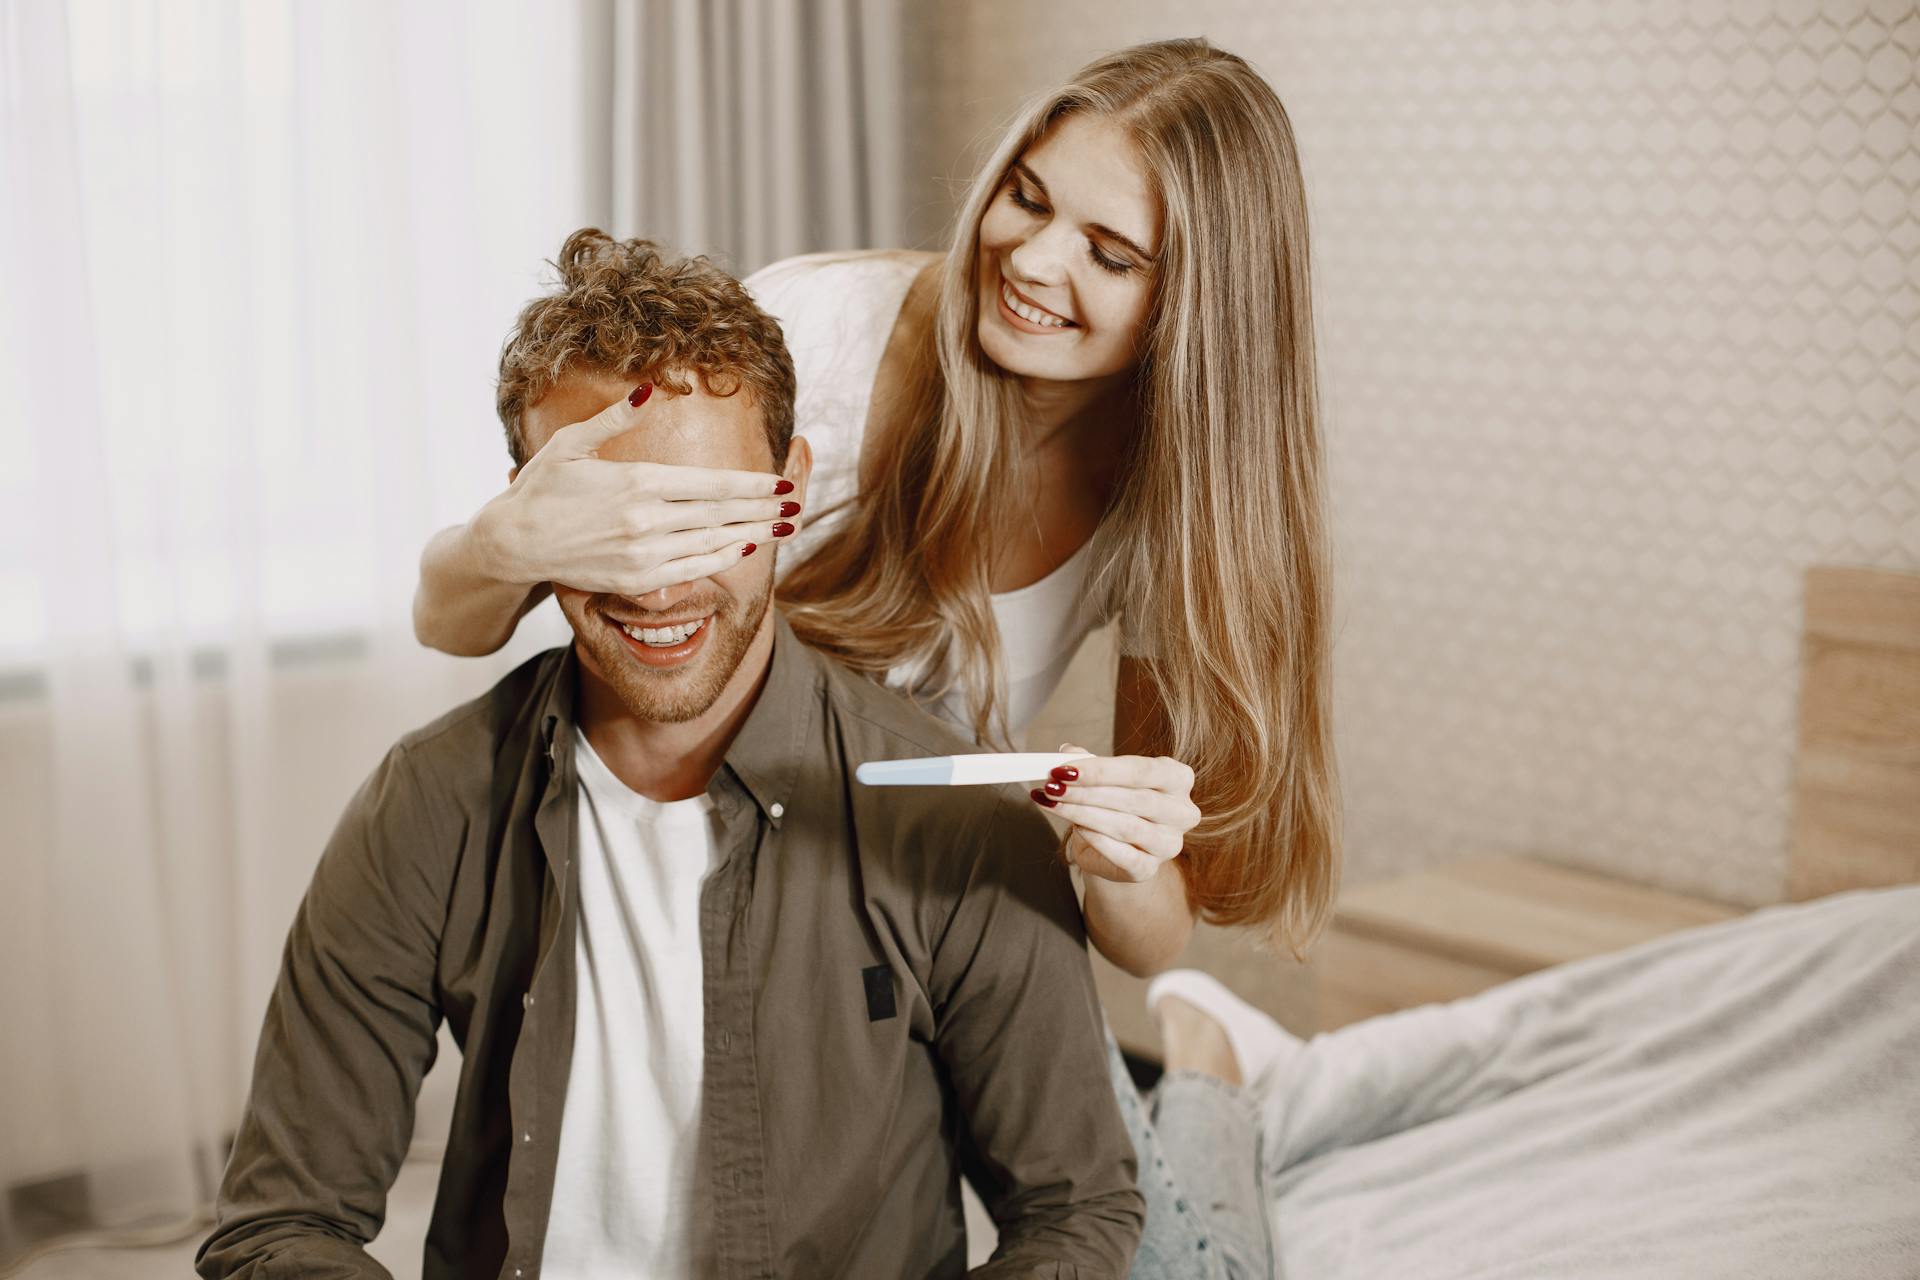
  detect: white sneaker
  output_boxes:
[1145,969,1303,1092]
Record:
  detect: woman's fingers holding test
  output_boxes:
[1038,784,1200,833]
[1055,748,1196,797]
[1044,798,1185,861]
[1065,829,1163,883]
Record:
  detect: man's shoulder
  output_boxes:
[389,646,568,780]
[804,647,1061,874]
[813,652,977,759]
[798,649,1084,978]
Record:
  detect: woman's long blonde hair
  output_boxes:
[782,38,1340,954]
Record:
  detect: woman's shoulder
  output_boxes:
[743,249,936,311]
[744,249,934,403]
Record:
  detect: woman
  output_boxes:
[418,38,1336,1276]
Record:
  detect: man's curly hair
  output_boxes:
[496,229,796,467]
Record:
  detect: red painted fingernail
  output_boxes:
[1043,779,1068,797]
[772,522,795,538]
[1050,766,1079,782]
[628,382,652,408]
[773,479,795,495]
[1030,788,1057,808]
[778,501,802,518]
[740,542,757,556]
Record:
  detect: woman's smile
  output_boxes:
[998,272,1079,332]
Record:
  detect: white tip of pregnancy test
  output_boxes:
[855,758,957,786]
[856,752,1090,786]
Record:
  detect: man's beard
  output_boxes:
[564,576,772,724]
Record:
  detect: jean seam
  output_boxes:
[1156,1070,1258,1114]
[1251,1125,1276,1278]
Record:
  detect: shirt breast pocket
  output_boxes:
[861,964,897,1022]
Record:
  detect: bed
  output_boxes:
[1260,565,1920,1278]
[1261,883,1919,1278]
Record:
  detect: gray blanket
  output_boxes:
[1262,886,1920,1279]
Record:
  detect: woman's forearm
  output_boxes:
[1083,861,1196,978]
[412,518,545,657]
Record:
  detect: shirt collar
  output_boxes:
[536,643,583,774]
[537,611,823,831]
[720,610,823,829]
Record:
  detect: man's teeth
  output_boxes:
[1002,281,1071,328]
[621,617,707,647]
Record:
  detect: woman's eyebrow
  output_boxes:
[1012,159,1049,195]
[1013,160,1158,263]
[1093,224,1157,264]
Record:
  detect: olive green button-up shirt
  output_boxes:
[198,613,1142,1279]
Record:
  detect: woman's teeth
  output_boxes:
[622,617,707,647]
[1002,280,1073,328]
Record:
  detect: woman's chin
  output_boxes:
[978,317,1069,380]
[978,320,1128,386]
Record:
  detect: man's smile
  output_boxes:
[606,610,714,668]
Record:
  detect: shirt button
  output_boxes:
[732,1170,744,1190]
[769,802,784,819]
[522,992,532,1009]
[717,1029,732,1051]
[522,1132,532,1144]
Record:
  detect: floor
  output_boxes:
[14,1160,997,1276]
[13,1159,439,1279]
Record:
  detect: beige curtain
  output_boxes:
[592,0,906,272]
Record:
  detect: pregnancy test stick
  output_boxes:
[855,751,1090,787]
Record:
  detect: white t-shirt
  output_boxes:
[542,728,725,1279]
[745,251,1112,738]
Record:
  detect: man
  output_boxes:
[198,231,1143,1279]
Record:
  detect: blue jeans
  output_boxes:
[1105,1033,1274,1279]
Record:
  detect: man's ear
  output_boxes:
[782,435,814,507]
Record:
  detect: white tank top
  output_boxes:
[744,252,1107,740]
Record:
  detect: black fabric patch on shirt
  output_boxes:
[862,965,897,1022]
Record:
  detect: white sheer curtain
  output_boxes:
[0,0,904,1263]
[598,0,905,270]
[0,0,599,1258]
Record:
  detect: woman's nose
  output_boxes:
[1006,225,1072,288]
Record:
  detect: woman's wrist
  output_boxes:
[1083,859,1195,977]
[1083,861,1180,927]
[467,493,534,589]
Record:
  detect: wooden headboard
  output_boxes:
[1787,564,1920,899]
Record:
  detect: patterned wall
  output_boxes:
[901,1,1920,904]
